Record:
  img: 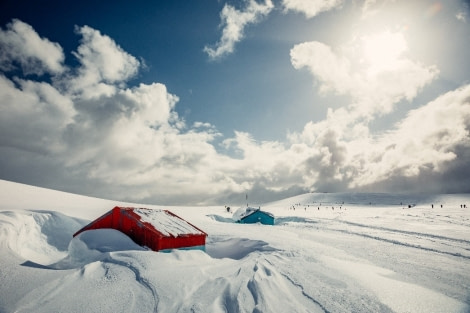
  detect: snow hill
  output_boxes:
[0,179,469,313]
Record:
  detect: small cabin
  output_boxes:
[73,207,207,252]
[233,207,275,225]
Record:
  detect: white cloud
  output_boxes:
[286,17,470,193]
[285,27,463,193]
[120,83,178,126]
[351,84,470,188]
[290,35,439,118]
[456,11,467,22]
[1,19,470,205]
[282,0,343,18]
[62,82,180,168]
[291,41,352,95]
[284,83,470,194]
[68,25,140,99]
[204,0,274,60]
[0,19,65,75]
[0,20,302,204]
[0,75,75,154]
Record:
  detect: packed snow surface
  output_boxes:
[1,180,469,313]
[134,208,205,237]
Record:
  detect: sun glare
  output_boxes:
[361,31,408,73]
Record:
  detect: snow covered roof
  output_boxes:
[232,207,274,222]
[133,208,205,237]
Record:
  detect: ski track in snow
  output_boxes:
[1,181,470,313]
[318,219,470,260]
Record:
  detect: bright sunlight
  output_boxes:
[361,30,408,73]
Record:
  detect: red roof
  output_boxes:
[73,207,207,251]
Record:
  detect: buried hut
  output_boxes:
[73,206,207,252]
[233,207,275,225]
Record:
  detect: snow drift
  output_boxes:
[0,180,469,313]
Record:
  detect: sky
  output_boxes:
[1,0,470,205]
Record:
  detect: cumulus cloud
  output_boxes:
[353,85,470,188]
[0,19,65,75]
[67,25,140,100]
[291,41,352,95]
[282,0,343,18]
[1,19,470,205]
[285,83,470,195]
[0,19,303,205]
[204,0,273,60]
[0,75,75,154]
[287,26,470,195]
[290,35,439,118]
[0,21,214,203]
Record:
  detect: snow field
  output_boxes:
[0,180,469,312]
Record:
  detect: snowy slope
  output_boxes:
[0,180,469,313]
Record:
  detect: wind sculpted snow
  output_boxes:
[0,180,469,312]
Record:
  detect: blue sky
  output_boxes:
[1,0,470,205]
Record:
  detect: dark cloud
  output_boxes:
[356,146,470,195]
[301,129,351,192]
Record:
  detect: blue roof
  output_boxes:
[233,207,274,225]
[241,209,274,220]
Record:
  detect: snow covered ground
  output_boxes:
[0,179,469,313]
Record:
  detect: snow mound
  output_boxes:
[206,214,235,223]
[15,255,157,313]
[180,254,325,313]
[0,210,85,264]
[232,207,265,221]
[51,229,145,269]
[74,229,144,253]
[206,237,277,260]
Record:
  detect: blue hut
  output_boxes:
[233,207,275,225]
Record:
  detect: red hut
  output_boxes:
[73,207,207,252]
